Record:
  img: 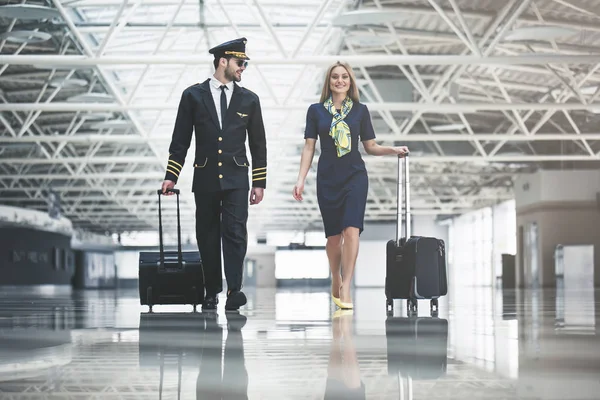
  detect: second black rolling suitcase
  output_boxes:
[385,155,448,316]
[139,189,204,312]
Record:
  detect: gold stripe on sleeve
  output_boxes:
[166,168,180,178]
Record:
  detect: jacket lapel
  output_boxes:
[223,83,243,131]
[198,79,221,131]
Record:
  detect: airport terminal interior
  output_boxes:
[1,0,600,398]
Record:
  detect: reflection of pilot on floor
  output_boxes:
[196,312,248,400]
[324,310,365,400]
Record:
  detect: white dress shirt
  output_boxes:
[209,76,234,129]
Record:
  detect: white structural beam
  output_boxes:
[0,185,511,195]
[0,156,163,165]
[0,179,515,193]
[3,102,600,112]
[4,54,600,66]
[21,205,480,217]
[4,192,512,203]
[0,156,596,177]
[2,133,599,144]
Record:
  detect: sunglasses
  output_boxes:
[233,59,249,68]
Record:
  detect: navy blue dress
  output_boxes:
[304,102,376,237]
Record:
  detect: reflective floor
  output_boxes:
[0,284,599,399]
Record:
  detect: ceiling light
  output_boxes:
[0,30,51,44]
[67,93,114,103]
[34,64,91,70]
[503,26,578,42]
[346,32,395,47]
[49,78,88,88]
[90,120,131,130]
[430,123,465,132]
[580,86,598,95]
[551,85,598,97]
[332,9,410,26]
[81,113,114,120]
[0,5,60,20]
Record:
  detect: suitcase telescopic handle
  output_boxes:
[158,188,179,195]
[396,153,410,244]
[156,188,183,269]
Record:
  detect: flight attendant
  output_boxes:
[293,61,408,309]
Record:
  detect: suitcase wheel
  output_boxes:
[192,285,199,313]
[430,298,439,316]
[407,298,418,315]
[147,286,153,313]
[386,298,393,315]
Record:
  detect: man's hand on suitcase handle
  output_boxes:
[161,180,176,195]
[395,146,409,158]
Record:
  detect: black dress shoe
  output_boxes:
[225,290,247,311]
[202,295,218,310]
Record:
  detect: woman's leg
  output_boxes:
[326,234,343,298]
[340,227,360,304]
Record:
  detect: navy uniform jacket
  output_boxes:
[164,79,267,192]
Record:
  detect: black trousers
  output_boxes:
[194,188,248,296]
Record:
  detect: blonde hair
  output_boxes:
[319,61,360,104]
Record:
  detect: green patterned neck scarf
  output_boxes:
[324,95,353,157]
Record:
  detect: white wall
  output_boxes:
[515,169,600,209]
[114,250,140,279]
[515,169,600,288]
[493,200,517,278]
[448,208,494,287]
[448,200,517,287]
[246,245,277,287]
[355,241,388,287]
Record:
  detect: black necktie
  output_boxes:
[220,85,227,128]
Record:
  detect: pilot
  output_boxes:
[161,37,267,311]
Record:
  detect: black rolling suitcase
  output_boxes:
[385,154,448,316]
[139,189,204,312]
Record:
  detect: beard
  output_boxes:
[225,65,240,82]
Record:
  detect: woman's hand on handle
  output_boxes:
[362,140,408,157]
[395,146,409,157]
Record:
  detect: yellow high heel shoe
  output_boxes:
[333,296,353,310]
[333,285,353,310]
[332,291,340,305]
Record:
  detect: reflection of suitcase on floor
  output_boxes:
[138,189,204,312]
[385,315,448,380]
[385,155,448,316]
[138,312,205,368]
[396,374,414,400]
[138,312,209,400]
